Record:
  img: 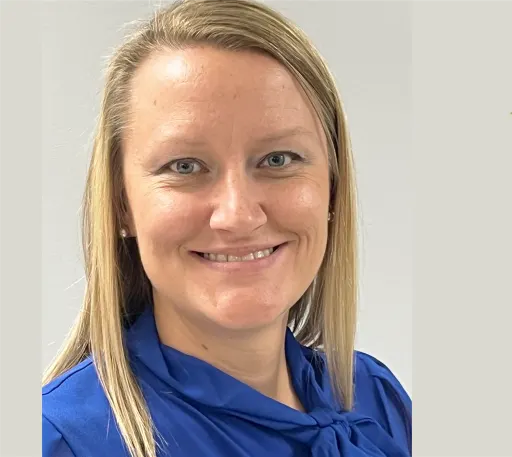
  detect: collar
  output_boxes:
[124,306,409,457]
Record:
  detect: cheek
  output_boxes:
[130,187,201,253]
[271,177,330,270]
[271,177,329,230]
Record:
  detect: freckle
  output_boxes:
[153,99,157,106]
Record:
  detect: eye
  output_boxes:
[260,152,300,168]
[168,159,203,175]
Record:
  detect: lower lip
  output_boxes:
[191,243,288,273]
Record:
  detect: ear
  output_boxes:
[123,212,136,238]
[119,187,136,237]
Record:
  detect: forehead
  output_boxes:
[126,46,325,150]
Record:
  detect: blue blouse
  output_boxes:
[43,308,412,456]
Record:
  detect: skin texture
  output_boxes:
[122,46,330,409]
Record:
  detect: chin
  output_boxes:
[206,298,290,332]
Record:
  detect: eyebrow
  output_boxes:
[152,126,317,150]
[252,126,317,145]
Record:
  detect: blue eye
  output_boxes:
[169,159,202,174]
[261,152,297,168]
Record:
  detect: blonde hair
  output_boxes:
[43,1,358,456]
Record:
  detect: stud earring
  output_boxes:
[328,212,334,222]
[120,228,128,238]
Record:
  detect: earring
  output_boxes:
[120,228,128,238]
[328,211,334,222]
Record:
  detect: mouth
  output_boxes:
[191,243,286,263]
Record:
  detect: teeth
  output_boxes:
[201,247,276,262]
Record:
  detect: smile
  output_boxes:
[193,244,284,263]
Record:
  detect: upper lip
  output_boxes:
[192,243,285,257]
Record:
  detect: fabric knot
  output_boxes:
[309,408,335,428]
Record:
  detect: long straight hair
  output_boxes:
[43,1,358,456]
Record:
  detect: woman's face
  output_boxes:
[122,46,330,331]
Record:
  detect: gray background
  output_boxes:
[41,1,413,395]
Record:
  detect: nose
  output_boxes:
[209,171,267,234]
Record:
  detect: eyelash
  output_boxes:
[163,151,304,176]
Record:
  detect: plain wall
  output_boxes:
[41,1,412,395]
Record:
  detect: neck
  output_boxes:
[153,302,304,412]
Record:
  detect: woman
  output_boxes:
[42,0,412,456]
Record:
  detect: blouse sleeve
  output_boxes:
[354,352,412,454]
[43,415,76,457]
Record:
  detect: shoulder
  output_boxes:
[43,415,76,457]
[43,357,109,419]
[43,358,97,397]
[353,351,412,453]
[353,351,411,405]
[42,358,117,456]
